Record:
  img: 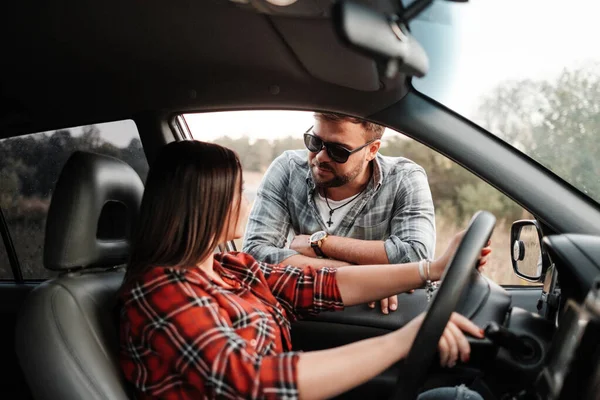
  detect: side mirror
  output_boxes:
[510,219,546,282]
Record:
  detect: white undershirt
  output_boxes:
[314,191,363,233]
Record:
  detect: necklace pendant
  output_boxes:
[327,210,334,227]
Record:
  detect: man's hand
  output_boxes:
[368,295,398,315]
[290,235,317,257]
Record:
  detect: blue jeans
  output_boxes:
[417,385,484,400]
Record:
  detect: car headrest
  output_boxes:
[44,151,144,271]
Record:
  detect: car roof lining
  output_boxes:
[0,0,409,140]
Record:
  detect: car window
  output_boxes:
[184,111,536,286]
[409,0,600,206]
[0,120,148,280]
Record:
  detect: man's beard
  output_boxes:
[311,160,363,188]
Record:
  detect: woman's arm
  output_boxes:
[298,324,408,400]
[257,259,345,319]
[336,231,492,307]
[251,230,490,318]
[297,313,484,400]
[335,261,425,306]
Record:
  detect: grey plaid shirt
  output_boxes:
[242,150,436,265]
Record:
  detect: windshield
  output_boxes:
[409,0,600,204]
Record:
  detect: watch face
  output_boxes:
[310,231,327,242]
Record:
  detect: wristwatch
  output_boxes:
[309,231,329,258]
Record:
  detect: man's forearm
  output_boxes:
[282,254,351,269]
[320,236,390,265]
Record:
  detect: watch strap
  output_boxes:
[311,242,326,257]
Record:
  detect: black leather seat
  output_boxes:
[15,151,144,400]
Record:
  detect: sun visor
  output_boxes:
[271,17,387,91]
[225,0,398,18]
[226,0,406,92]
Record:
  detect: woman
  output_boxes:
[119,140,490,400]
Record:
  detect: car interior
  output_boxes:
[1,0,600,399]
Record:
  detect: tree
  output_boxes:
[211,136,305,173]
[0,169,19,209]
[475,62,600,202]
[79,125,102,150]
[380,135,524,223]
[121,138,149,182]
[272,136,304,159]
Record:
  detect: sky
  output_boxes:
[60,0,599,146]
[74,120,138,147]
[412,0,600,117]
[185,110,316,143]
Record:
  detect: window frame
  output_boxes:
[176,110,540,287]
[0,207,23,282]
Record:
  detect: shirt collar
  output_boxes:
[372,155,384,190]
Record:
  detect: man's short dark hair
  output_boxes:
[314,112,385,141]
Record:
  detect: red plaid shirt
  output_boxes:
[119,252,344,399]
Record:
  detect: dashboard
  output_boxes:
[535,285,600,399]
[533,234,600,399]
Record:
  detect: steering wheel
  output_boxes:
[391,211,497,400]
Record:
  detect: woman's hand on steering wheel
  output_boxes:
[400,312,485,368]
[392,211,496,400]
[431,230,492,281]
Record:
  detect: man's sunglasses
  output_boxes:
[303,128,375,164]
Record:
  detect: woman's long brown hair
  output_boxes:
[124,140,242,284]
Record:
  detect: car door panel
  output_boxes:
[0,283,35,399]
[291,320,399,400]
[294,291,426,336]
[292,319,390,351]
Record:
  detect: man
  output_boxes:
[242,112,436,313]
